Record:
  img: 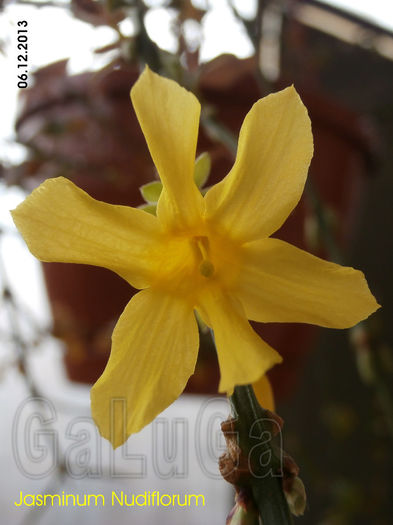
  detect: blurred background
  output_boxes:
[0,0,393,523]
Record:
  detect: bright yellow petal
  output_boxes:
[197,289,282,394]
[131,67,204,230]
[253,375,275,412]
[90,288,199,448]
[205,86,313,242]
[11,177,160,289]
[236,238,380,328]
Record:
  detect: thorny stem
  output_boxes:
[135,0,162,72]
[230,384,293,524]
[227,0,271,96]
[8,0,67,8]
[0,243,39,395]
[305,179,343,264]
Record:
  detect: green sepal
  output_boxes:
[194,152,211,189]
[140,181,163,204]
[139,151,210,205]
[138,203,157,215]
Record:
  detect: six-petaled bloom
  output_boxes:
[12,67,379,448]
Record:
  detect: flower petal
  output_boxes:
[131,67,203,230]
[205,86,313,242]
[197,289,282,394]
[90,288,199,448]
[11,177,160,289]
[236,238,380,328]
[253,375,275,412]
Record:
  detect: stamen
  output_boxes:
[194,236,215,278]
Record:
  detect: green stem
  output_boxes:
[230,385,293,524]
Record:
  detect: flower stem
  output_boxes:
[230,385,293,524]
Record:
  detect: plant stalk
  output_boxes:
[230,384,293,524]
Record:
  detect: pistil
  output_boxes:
[194,236,215,278]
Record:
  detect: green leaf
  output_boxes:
[194,152,211,189]
[139,181,163,203]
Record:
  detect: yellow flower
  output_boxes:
[12,67,379,448]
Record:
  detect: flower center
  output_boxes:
[151,228,242,300]
[193,236,215,278]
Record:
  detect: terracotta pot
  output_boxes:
[16,62,154,384]
[14,62,221,391]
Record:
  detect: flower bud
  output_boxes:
[284,476,307,517]
[226,488,260,525]
[226,503,260,525]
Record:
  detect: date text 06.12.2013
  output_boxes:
[17,20,28,89]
